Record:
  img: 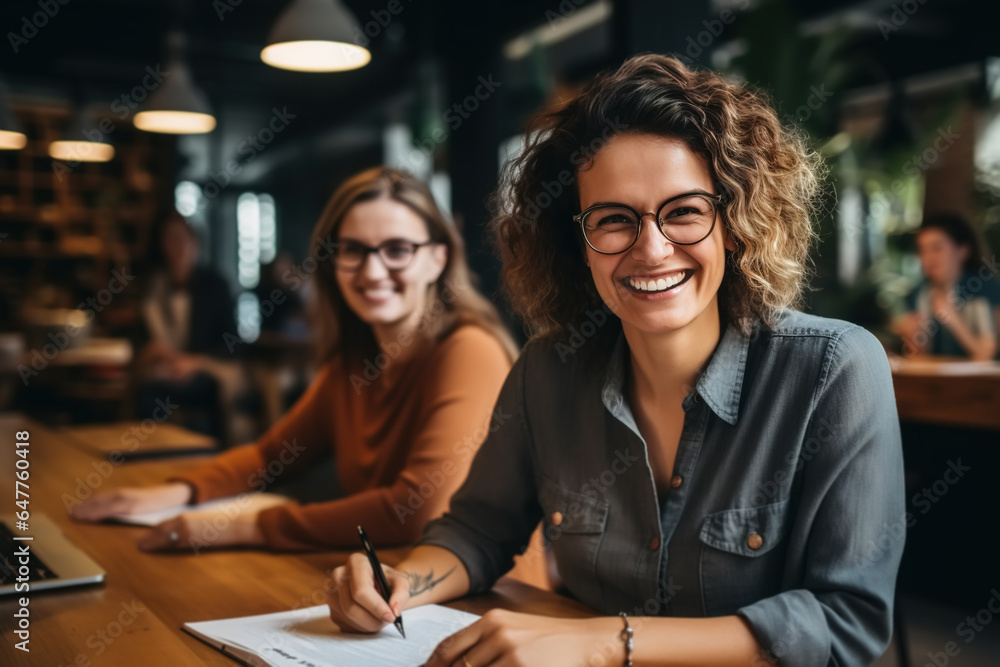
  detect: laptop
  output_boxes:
[0,512,105,595]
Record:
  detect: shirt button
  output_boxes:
[693,393,703,404]
[670,475,683,489]
[551,511,563,527]
[747,533,763,550]
[649,538,660,551]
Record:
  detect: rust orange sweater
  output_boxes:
[175,325,512,550]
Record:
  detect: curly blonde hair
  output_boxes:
[491,54,824,338]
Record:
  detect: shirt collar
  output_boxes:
[601,318,753,427]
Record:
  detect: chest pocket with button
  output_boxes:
[697,499,792,617]
[538,477,609,610]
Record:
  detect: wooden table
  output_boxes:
[0,415,590,666]
[889,356,1000,430]
[56,421,218,460]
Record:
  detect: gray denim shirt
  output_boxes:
[419,308,905,666]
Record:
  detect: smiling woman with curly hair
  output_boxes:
[494,54,823,340]
[329,55,904,667]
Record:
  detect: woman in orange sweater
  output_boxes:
[72,167,517,551]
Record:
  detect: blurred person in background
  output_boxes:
[133,211,242,440]
[256,249,309,338]
[327,55,904,667]
[894,213,999,360]
[73,167,517,552]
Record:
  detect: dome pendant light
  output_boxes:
[134,33,216,134]
[261,0,371,73]
[48,105,115,162]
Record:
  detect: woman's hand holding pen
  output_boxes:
[327,544,618,666]
[327,552,411,633]
[327,545,471,634]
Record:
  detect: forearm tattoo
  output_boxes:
[405,567,456,597]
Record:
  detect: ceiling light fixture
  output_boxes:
[48,106,115,162]
[134,33,216,134]
[261,0,371,73]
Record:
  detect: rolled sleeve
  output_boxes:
[737,326,905,665]
[417,350,542,593]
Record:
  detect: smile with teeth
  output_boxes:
[627,270,692,293]
[360,286,397,299]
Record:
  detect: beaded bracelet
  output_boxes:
[619,612,634,667]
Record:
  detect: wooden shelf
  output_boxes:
[0,242,99,259]
[0,103,173,329]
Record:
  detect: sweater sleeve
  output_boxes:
[173,363,337,502]
[254,327,512,551]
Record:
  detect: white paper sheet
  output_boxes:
[113,493,289,527]
[184,603,481,667]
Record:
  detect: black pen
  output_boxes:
[357,525,405,639]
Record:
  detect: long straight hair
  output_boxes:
[311,166,518,366]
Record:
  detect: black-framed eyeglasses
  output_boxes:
[573,192,724,255]
[332,239,438,271]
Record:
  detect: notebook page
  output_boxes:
[184,603,480,667]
